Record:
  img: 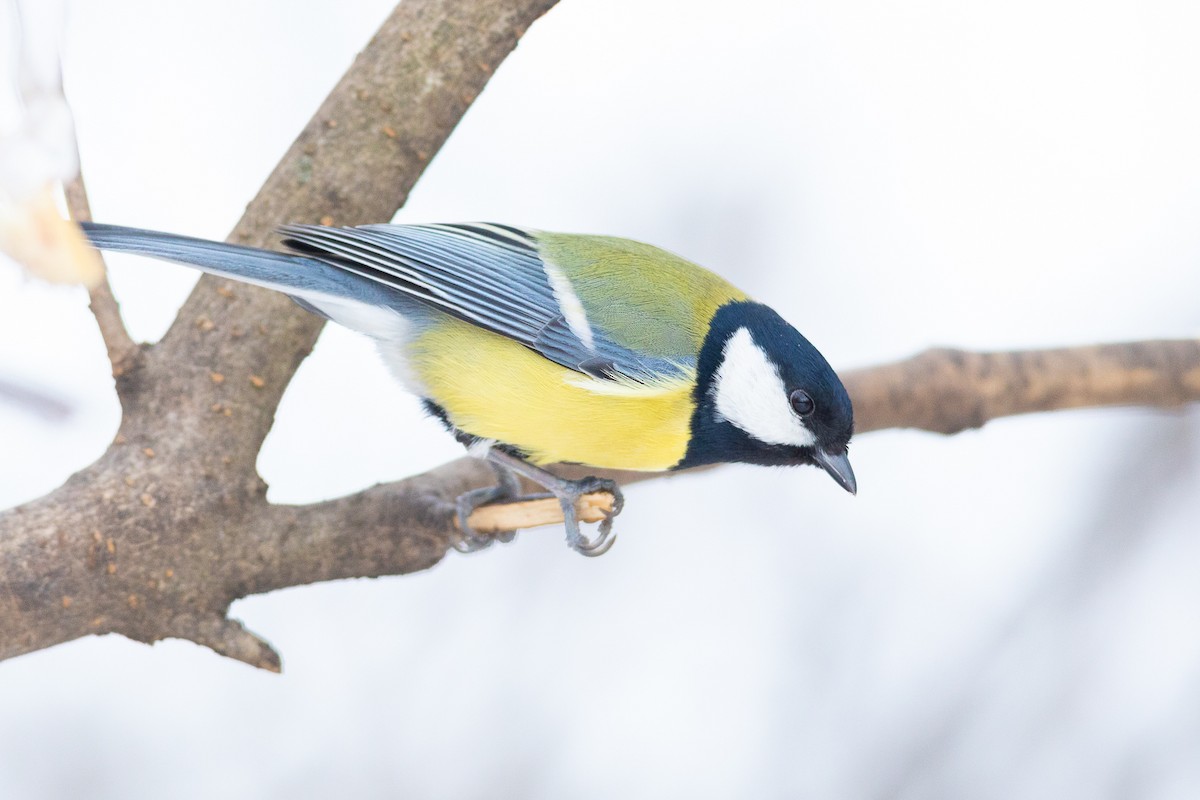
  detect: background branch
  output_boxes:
[844,340,1200,435]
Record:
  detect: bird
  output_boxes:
[81,221,856,556]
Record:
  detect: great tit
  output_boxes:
[82,222,855,555]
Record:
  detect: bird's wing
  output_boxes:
[278,223,700,384]
[532,232,750,360]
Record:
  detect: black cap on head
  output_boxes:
[676,301,855,492]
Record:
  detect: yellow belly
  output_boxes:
[409,319,695,470]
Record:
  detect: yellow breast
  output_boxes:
[409,318,695,471]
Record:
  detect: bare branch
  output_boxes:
[462,492,616,533]
[844,340,1200,435]
[182,616,282,673]
[63,171,141,377]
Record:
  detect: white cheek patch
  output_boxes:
[712,328,816,448]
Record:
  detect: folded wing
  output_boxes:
[279,222,692,385]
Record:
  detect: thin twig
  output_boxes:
[63,171,139,376]
[460,491,615,533]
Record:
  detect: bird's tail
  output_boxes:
[78,223,413,336]
[81,222,351,298]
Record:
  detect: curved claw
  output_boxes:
[567,505,618,557]
[558,477,624,557]
[454,486,502,552]
[575,528,617,557]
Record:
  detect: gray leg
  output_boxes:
[454,459,523,552]
[484,449,624,557]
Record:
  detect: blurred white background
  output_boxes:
[2,0,1200,797]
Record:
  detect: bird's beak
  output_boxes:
[813,449,857,495]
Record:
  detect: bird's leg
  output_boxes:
[454,459,524,552]
[485,449,624,557]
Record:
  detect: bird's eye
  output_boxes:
[789,389,815,417]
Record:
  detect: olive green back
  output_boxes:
[535,233,749,361]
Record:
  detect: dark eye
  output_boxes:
[789,389,815,417]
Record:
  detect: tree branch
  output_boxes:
[462,492,615,532]
[843,341,1200,435]
[64,171,141,378]
[1,0,1197,673]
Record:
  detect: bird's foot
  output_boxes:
[453,461,523,552]
[464,448,627,557]
[553,475,624,557]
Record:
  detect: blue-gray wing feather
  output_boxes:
[278,223,687,382]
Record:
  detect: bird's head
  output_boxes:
[679,301,856,493]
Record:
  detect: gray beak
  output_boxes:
[813,449,857,495]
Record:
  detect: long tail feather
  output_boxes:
[79,223,416,337]
[81,222,368,299]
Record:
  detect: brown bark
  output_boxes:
[844,341,1200,435]
[1,0,1197,672]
